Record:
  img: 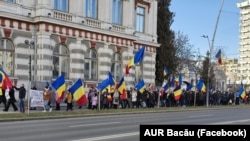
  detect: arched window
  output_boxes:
[53,44,69,79]
[111,53,122,81]
[85,49,98,80]
[0,39,14,76]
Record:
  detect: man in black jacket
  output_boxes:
[3,87,18,112]
[13,83,26,113]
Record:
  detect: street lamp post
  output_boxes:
[193,72,197,107]
[24,40,34,115]
[201,0,224,107]
[201,35,211,107]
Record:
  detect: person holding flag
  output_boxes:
[13,83,26,113]
[64,90,73,111]
[51,75,66,111]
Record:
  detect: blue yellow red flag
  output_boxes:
[135,79,146,93]
[51,75,66,103]
[215,49,222,65]
[69,79,87,106]
[0,68,13,90]
[125,46,145,75]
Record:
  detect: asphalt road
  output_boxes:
[0,107,250,141]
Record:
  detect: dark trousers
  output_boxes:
[66,103,73,111]
[55,103,60,110]
[92,105,97,110]
[4,100,18,111]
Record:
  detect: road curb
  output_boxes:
[0,105,249,122]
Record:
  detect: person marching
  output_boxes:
[3,86,18,112]
[43,86,52,112]
[65,90,73,111]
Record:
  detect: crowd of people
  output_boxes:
[0,83,248,113]
[85,86,248,110]
[0,83,26,113]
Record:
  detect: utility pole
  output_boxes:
[202,0,224,107]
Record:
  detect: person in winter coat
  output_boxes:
[43,87,52,112]
[3,87,18,112]
[131,88,137,108]
[65,91,73,111]
[13,83,26,113]
[92,93,98,110]
[112,89,120,109]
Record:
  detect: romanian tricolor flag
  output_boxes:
[162,82,169,91]
[173,85,182,101]
[108,72,115,86]
[237,86,246,100]
[125,46,145,74]
[118,76,126,94]
[118,76,127,100]
[215,49,222,65]
[102,85,115,93]
[163,65,169,77]
[196,79,206,92]
[184,81,193,91]
[97,78,109,91]
[51,75,66,103]
[0,68,13,91]
[135,79,146,93]
[97,72,116,92]
[69,79,87,106]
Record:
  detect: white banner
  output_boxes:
[30,90,44,107]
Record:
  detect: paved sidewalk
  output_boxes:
[0,104,88,114]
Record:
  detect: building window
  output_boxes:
[6,0,14,3]
[86,0,97,19]
[54,0,68,12]
[111,53,122,81]
[136,6,145,32]
[84,49,98,80]
[112,0,122,25]
[53,44,69,79]
[0,39,14,76]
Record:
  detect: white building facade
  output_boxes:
[0,0,160,89]
[237,0,250,87]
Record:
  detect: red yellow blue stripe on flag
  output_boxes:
[173,85,182,101]
[118,76,126,95]
[196,79,206,92]
[135,79,146,93]
[69,79,87,106]
[215,49,222,65]
[238,86,246,100]
[51,75,66,103]
[125,46,145,75]
[0,68,13,90]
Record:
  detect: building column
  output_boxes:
[98,43,112,81]
[69,39,84,80]
[36,32,52,81]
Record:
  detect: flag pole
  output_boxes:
[157,89,160,108]
[98,89,100,111]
